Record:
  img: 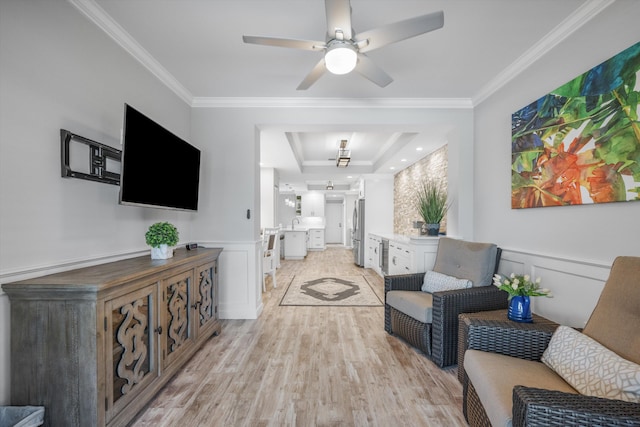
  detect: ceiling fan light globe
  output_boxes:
[325,42,357,75]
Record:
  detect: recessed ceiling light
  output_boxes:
[347,175,353,179]
[390,166,396,170]
[416,147,423,151]
[401,158,407,162]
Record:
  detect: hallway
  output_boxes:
[133,246,465,426]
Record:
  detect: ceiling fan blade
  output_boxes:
[325,0,352,40]
[297,58,327,90]
[356,10,444,53]
[354,54,393,87]
[242,35,325,51]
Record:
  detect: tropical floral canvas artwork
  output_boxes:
[511,41,640,209]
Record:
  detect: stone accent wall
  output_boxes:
[394,144,448,235]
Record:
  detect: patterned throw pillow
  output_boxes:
[541,325,640,403]
[421,270,472,293]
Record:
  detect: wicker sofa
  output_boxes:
[462,256,640,426]
[384,237,506,368]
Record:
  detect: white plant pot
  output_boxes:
[150,244,173,260]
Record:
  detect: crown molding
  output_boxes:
[69,0,613,110]
[67,0,193,105]
[472,0,615,106]
[191,97,473,109]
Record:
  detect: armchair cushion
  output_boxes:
[432,237,498,287]
[421,270,472,293]
[541,325,640,403]
[583,256,640,365]
[465,349,578,427]
[386,290,433,324]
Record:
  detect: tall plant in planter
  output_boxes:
[415,178,449,236]
[145,222,179,259]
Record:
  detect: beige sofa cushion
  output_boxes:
[386,290,433,324]
[583,256,640,365]
[542,325,640,403]
[432,237,498,287]
[465,349,577,427]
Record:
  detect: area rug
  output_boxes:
[280,275,383,307]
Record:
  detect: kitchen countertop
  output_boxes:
[369,232,447,245]
[281,226,325,232]
[282,227,309,232]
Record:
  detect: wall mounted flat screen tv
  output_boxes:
[119,104,201,211]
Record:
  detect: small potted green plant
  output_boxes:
[414,178,450,235]
[145,222,179,259]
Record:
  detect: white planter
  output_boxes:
[150,244,173,260]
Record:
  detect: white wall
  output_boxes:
[260,167,277,229]
[0,1,193,404]
[473,0,640,327]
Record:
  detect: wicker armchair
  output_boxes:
[463,256,640,427]
[384,237,506,368]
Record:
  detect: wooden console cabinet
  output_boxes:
[2,247,222,427]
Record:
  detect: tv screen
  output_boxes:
[119,104,201,211]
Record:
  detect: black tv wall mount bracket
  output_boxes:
[61,129,121,185]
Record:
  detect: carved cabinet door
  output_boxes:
[105,283,160,423]
[160,270,194,369]
[194,261,218,338]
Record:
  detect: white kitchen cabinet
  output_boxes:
[307,228,325,250]
[284,230,308,259]
[367,234,443,277]
[301,192,325,217]
[389,241,413,275]
[366,234,382,275]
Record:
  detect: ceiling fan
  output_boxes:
[242,0,444,90]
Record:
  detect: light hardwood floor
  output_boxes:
[132,246,467,426]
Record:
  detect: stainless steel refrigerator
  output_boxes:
[352,198,365,266]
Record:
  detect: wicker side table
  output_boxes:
[457,309,559,384]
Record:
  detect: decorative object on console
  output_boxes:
[414,177,449,235]
[145,222,179,259]
[511,40,640,209]
[493,273,552,322]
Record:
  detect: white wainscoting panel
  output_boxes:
[499,250,612,329]
[201,241,263,320]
